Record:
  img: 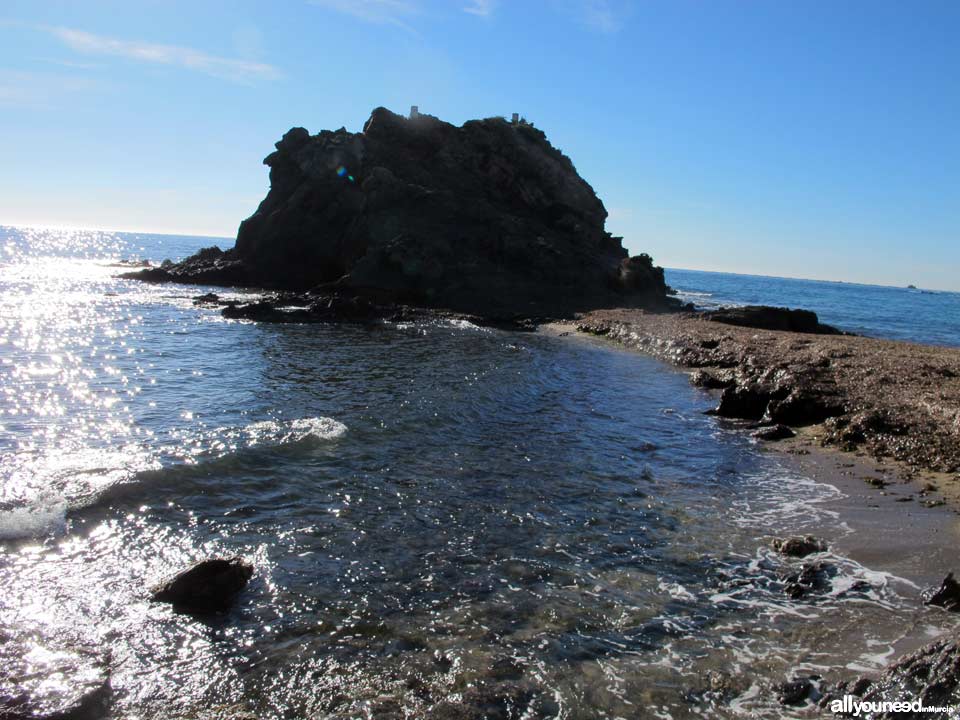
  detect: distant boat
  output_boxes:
[907,284,917,289]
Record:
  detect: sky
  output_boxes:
[0,1,957,290]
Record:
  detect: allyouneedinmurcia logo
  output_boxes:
[829,695,957,716]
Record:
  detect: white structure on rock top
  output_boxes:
[511,113,519,124]
[410,105,419,119]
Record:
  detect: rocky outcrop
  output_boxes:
[822,635,960,717]
[150,557,253,613]
[704,306,843,335]
[126,108,674,318]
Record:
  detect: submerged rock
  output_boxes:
[778,676,819,706]
[925,572,960,612]
[782,560,836,599]
[773,536,828,558]
[150,557,253,613]
[125,108,675,318]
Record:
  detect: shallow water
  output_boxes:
[1,226,957,718]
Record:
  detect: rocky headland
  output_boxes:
[125,107,675,320]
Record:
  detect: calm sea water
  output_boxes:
[666,268,960,347]
[0,226,955,719]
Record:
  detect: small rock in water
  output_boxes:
[925,572,960,612]
[193,292,221,305]
[778,677,817,706]
[753,424,796,441]
[151,556,253,613]
[772,535,828,558]
[782,561,836,599]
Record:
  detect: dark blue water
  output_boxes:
[1,226,955,719]
[667,268,960,347]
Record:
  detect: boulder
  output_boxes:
[151,557,253,613]
[124,108,674,318]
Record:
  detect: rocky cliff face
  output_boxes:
[130,107,670,317]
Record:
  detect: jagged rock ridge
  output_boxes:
[128,107,670,317]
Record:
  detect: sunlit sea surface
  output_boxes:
[1,225,957,719]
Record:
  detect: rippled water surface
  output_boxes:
[1,226,956,719]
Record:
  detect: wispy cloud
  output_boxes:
[307,0,421,30]
[0,69,104,109]
[463,0,496,17]
[582,0,621,33]
[42,26,281,83]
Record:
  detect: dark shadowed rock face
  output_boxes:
[150,557,253,614]
[926,573,960,612]
[126,108,672,317]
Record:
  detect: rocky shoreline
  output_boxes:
[573,307,960,501]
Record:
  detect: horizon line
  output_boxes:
[2,221,954,295]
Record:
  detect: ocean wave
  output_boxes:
[0,416,347,540]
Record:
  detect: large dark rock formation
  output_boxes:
[127,108,671,317]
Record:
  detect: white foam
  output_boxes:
[241,416,347,447]
[0,495,67,540]
[2,447,161,509]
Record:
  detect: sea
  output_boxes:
[1,225,958,719]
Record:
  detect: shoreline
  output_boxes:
[542,317,960,708]
[541,319,960,574]
[563,309,960,510]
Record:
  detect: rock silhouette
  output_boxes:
[150,557,253,613]
[126,107,672,318]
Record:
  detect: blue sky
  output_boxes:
[0,1,957,290]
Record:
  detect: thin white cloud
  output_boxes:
[43,26,280,83]
[582,0,620,33]
[307,0,421,30]
[0,69,103,108]
[463,0,496,17]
